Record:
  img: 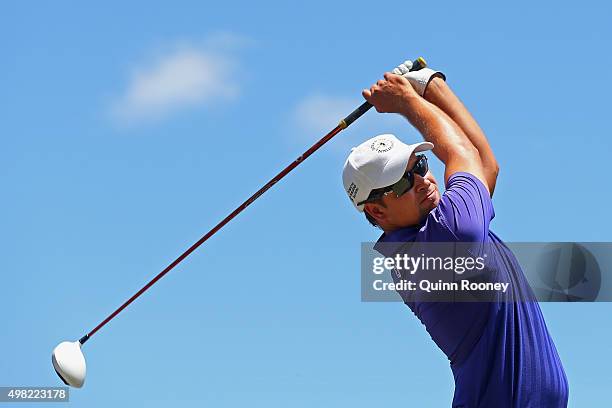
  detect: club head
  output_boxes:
[52,341,86,388]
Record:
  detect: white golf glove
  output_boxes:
[392,60,446,96]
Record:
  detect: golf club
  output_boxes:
[52,57,427,388]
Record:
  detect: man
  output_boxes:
[342,63,569,407]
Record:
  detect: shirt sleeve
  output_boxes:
[428,172,495,242]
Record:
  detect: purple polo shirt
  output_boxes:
[374,172,569,407]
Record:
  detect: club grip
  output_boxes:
[340,57,427,129]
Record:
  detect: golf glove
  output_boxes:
[392,60,446,96]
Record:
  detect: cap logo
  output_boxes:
[370,138,394,153]
[347,182,359,201]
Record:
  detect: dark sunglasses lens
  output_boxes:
[415,156,428,176]
[392,175,412,197]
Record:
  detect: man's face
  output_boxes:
[364,153,441,231]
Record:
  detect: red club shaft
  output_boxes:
[80,123,345,344]
[79,57,427,345]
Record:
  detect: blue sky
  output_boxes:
[2,0,611,406]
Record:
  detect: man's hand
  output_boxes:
[393,60,446,97]
[364,69,489,192]
[362,73,419,114]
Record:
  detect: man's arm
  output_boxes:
[363,73,489,192]
[423,77,499,195]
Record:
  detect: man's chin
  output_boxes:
[420,193,440,212]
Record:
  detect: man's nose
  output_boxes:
[414,174,430,193]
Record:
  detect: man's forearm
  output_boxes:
[399,93,487,186]
[424,78,499,194]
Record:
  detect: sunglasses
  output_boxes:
[358,155,429,206]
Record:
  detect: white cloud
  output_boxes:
[290,93,416,153]
[292,94,357,135]
[111,37,246,124]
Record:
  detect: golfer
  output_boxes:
[342,64,569,407]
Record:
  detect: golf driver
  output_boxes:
[52,57,427,388]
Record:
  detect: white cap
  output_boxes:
[342,134,434,212]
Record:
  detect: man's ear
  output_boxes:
[364,202,387,225]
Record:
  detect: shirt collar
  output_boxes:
[373,225,420,257]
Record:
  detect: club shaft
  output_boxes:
[339,57,426,128]
[82,124,345,343]
[81,56,427,345]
